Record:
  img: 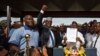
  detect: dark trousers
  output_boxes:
[46,47,53,56]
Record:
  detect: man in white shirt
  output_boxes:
[85,33,96,48]
[91,22,100,56]
[62,21,85,48]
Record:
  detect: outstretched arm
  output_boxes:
[37,5,48,28]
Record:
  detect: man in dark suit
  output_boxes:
[57,24,66,47]
[37,15,56,56]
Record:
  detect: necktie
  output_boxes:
[49,30,55,47]
[60,32,65,40]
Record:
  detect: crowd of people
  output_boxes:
[0,5,100,56]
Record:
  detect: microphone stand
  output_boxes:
[25,34,30,56]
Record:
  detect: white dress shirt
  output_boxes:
[92,35,100,56]
[47,29,55,48]
[85,33,96,48]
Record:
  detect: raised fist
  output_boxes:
[41,5,48,11]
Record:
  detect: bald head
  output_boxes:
[23,15,33,20]
[23,15,35,28]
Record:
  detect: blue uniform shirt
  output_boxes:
[9,25,39,50]
[9,28,16,37]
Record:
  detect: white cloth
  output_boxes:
[85,33,96,48]
[92,35,100,56]
[62,31,85,45]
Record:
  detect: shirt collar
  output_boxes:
[24,25,32,30]
[24,25,37,31]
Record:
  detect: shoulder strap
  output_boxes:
[93,35,99,48]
